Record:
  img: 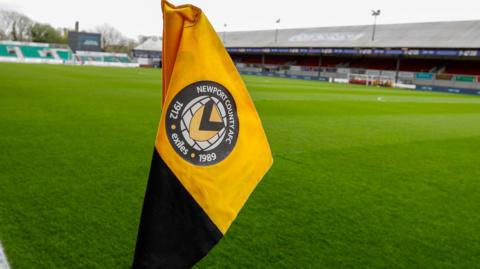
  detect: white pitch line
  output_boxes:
[0,241,11,269]
[377,96,386,102]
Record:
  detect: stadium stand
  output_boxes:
[0,41,73,64]
[217,20,480,94]
[0,41,138,67]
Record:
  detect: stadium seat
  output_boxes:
[103,56,119,63]
[0,44,17,57]
[444,61,480,75]
[398,59,443,72]
[56,50,72,61]
[348,57,397,70]
[117,56,131,63]
[19,46,54,59]
[74,51,134,66]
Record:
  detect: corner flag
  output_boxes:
[132,1,273,268]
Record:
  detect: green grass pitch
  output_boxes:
[1,62,480,268]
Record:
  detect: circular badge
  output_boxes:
[165,81,239,166]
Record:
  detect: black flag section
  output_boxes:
[132,150,223,269]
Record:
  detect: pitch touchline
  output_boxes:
[0,241,11,269]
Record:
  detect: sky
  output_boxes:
[1,0,479,39]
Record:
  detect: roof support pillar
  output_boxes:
[318,55,322,77]
[395,56,401,83]
[261,54,265,70]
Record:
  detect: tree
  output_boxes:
[11,21,16,40]
[30,23,65,44]
[93,24,128,49]
[0,29,7,40]
[0,10,33,41]
[104,38,137,53]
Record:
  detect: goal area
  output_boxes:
[348,73,395,87]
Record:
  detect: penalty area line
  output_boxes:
[0,241,11,269]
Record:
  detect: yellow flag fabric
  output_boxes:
[158,0,273,234]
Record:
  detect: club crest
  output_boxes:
[165,81,239,165]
